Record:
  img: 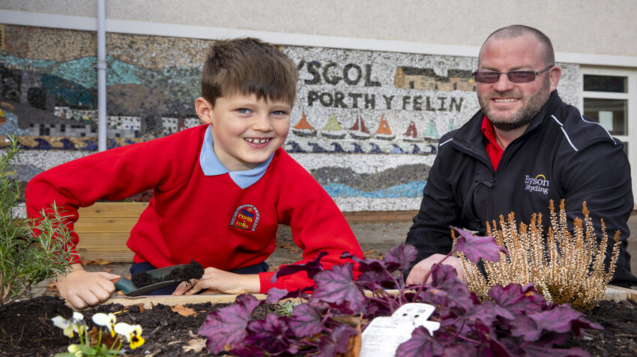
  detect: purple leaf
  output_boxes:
[356,260,396,285]
[417,287,450,310]
[536,331,576,347]
[430,263,464,289]
[358,273,396,289]
[315,324,359,357]
[478,340,513,357]
[510,314,542,341]
[512,305,601,346]
[198,294,263,354]
[311,263,367,313]
[324,300,357,316]
[227,343,265,357]
[265,287,312,304]
[271,251,328,283]
[288,303,325,338]
[265,288,288,303]
[570,317,602,337]
[474,320,513,357]
[488,284,546,315]
[441,344,478,357]
[528,305,599,336]
[451,226,508,263]
[428,264,475,311]
[246,313,292,353]
[470,300,515,324]
[395,326,444,357]
[384,243,418,272]
[341,252,401,280]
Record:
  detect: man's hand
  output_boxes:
[55,263,120,309]
[406,254,466,285]
[172,267,261,296]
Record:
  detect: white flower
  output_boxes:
[52,312,86,338]
[114,322,145,349]
[92,313,117,337]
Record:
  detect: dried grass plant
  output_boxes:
[457,200,620,311]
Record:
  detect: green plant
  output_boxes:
[52,312,145,356]
[0,135,75,304]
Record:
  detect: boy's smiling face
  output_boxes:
[196,93,291,171]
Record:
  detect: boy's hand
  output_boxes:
[55,263,120,309]
[406,254,466,285]
[172,267,260,296]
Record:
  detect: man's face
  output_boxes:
[196,93,291,171]
[476,34,559,131]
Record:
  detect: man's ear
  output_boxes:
[549,66,562,92]
[195,97,214,125]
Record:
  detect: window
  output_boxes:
[581,67,636,203]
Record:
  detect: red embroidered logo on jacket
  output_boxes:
[230,205,260,231]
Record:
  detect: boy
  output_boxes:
[26,38,364,309]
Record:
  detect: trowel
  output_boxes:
[112,264,188,296]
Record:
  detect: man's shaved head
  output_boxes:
[480,25,555,67]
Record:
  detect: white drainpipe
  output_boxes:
[97,0,107,151]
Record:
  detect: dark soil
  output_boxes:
[566,299,637,356]
[131,260,204,288]
[0,295,275,356]
[0,295,635,356]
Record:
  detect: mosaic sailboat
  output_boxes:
[424,121,441,139]
[402,121,422,142]
[375,115,395,141]
[448,120,456,132]
[321,114,347,139]
[349,114,371,140]
[291,111,317,137]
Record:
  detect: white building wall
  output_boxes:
[2,0,637,58]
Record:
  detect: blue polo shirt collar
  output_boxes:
[199,126,273,189]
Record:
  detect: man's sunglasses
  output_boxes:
[472,65,554,83]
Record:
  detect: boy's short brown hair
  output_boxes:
[201,38,298,106]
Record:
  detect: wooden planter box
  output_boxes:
[103,285,637,308]
[74,202,148,262]
[72,203,415,263]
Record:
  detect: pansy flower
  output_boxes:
[92,312,117,337]
[114,322,145,349]
[67,344,83,357]
[52,312,86,338]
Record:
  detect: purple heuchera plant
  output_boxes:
[198,227,601,357]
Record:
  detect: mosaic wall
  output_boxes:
[0,25,581,211]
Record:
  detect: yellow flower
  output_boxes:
[114,322,145,349]
[52,312,86,338]
[67,344,83,357]
[92,313,117,337]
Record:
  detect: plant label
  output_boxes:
[360,303,440,357]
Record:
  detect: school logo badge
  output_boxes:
[230,205,260,231]
[524,174,550,195]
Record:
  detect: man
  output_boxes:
[405,25,637,287]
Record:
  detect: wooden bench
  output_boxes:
[74,202,148,262]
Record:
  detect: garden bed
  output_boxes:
[0,294,636,356]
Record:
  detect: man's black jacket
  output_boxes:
[406,91,637,286]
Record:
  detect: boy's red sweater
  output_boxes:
[26,125,364,293]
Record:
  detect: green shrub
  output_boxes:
[0,136,74,305]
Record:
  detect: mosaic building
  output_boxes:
[0,1,635,212]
